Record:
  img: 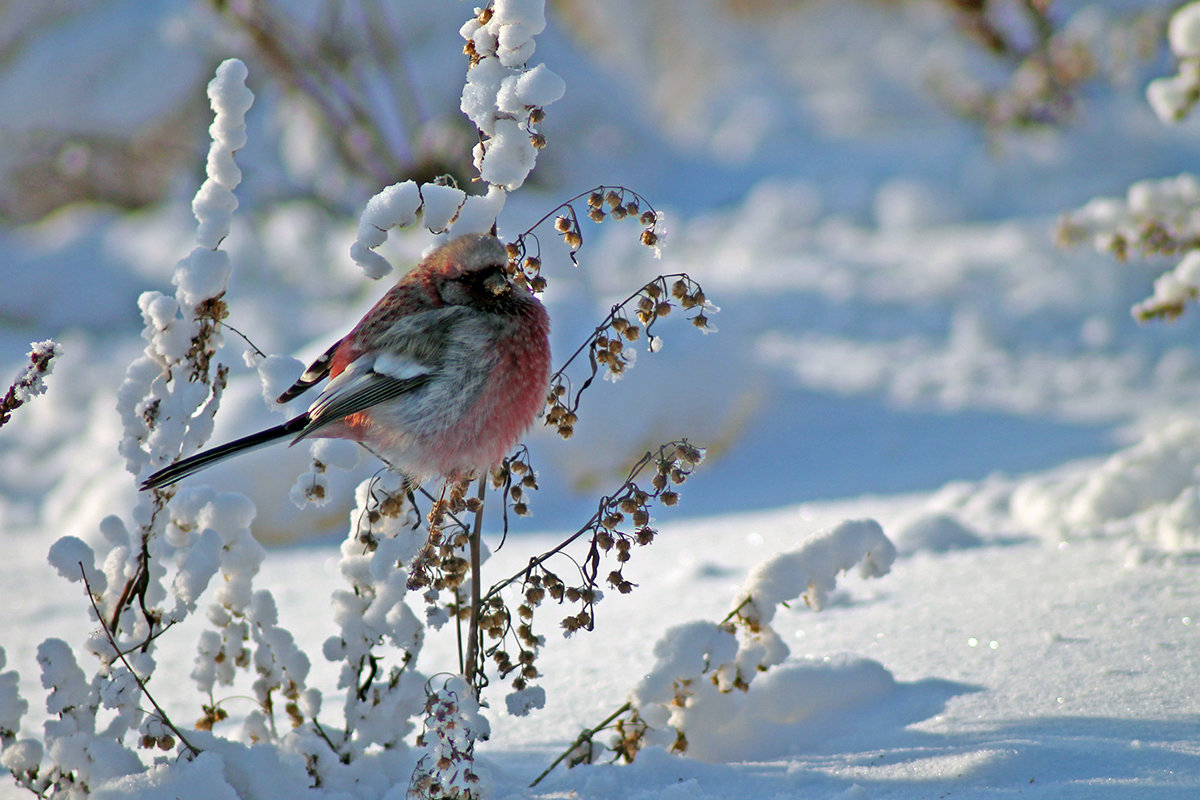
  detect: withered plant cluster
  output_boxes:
[931,0,1162,132]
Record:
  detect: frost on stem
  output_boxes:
[460,0,564,191]
[0,647,38,789]
[0,339,60,431]
[349,179,507,279]
[349,0,566,280]
[123,57,253,484]
[319,470,429,758]
[25,59,272,795]
[410,675,491,800]
[1058,174,1200,321]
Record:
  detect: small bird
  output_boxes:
[140,233,551,491]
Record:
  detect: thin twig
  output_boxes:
[464,478,487,694]
[481,446,664,604]
[721,596,753,625]
[311,717,350,763]
[529,701,633,787]
[219,321,267,359]
[79,563,201,758]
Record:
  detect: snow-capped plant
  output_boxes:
[0,340,60,431]
[1058,2,1200,323]
[1147,1,1200,123]
[531,519,896,784]
[905,0,1161,133]
[1,3,718,798]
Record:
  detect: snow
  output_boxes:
[1169,2,1200,57]
[3,0,1200,798]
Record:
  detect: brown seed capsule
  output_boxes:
[589,207,605,222]
[588,191,604,208]
[641,229,658,247]
[565,231,583,249]
[605,190,622,209]
[661,491,679,506]
[555,215,571,232]
[672,279,689,299]
[529,107,545,124]
[640,210,657,226]
[531,132,546,149]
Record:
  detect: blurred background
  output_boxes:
[3,0,1200,544]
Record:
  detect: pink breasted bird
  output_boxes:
[140,233,551,491]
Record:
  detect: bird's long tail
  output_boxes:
[140,415,309,491]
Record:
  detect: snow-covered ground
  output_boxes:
[3,1,1200,798]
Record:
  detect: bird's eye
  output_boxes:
[460,265,505,284]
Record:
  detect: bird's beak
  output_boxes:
[483,270,511,296]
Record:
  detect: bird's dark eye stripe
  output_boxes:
[456,264,506,282]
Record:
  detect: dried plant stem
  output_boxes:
[79,562,200,758]
[529,701,632,787]
[464,478,487,694]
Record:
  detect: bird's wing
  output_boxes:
[297,355,432,439]
[276,339,343,403]
[293,307,469,439]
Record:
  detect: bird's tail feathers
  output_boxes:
[140,415,308,491]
